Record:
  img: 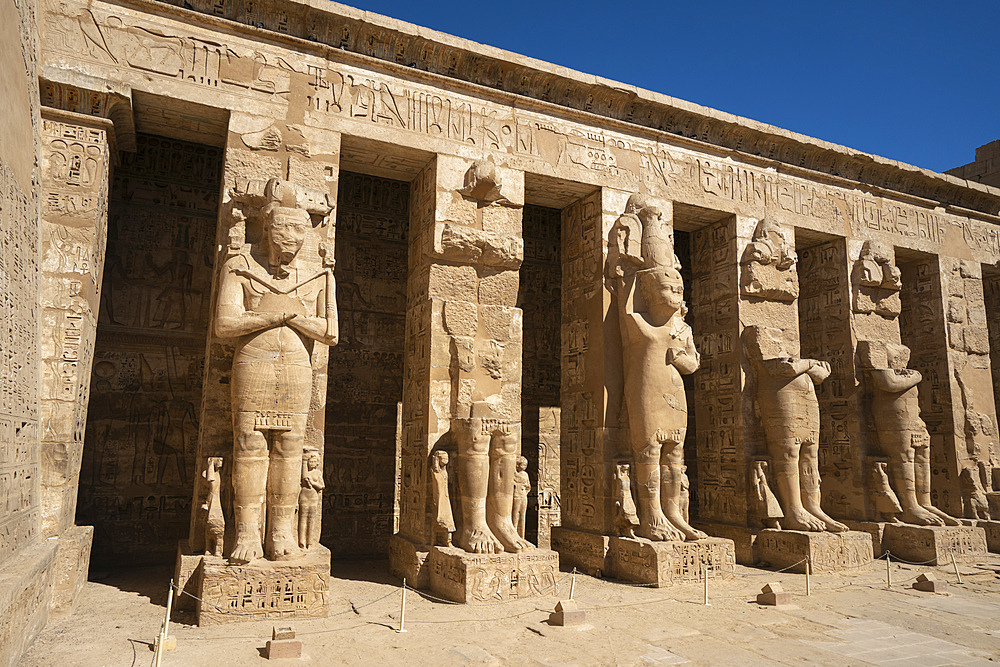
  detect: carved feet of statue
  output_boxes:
[488,515,532,553]
[783,507,828,532]
[457,523,504,554]
[636,512,685,541]
[664,510,707,541]
[925,505,961,526]
[267,525,303,561]
[231,524,265,564]
[901,505,945,526]
[803,501,848,532]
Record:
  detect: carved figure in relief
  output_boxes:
[870,461,902,522]
[454,402,531,553]
[743,325,847,532]
[297,450,324,550]
[617,266,706,541]
[852,241,901,317]
[202,457,225,557]
[216,179,338,563]
[751,460,783,529]
[858,340,960,526]
[429,450,455,547]
[612,462,639,538]
[960,466,991,520]
[679,464,690,524]
[741,219,798,301]
[512,456,530,539]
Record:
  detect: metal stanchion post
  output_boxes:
[396,578,407,633]
[885,553,891,589]
[153,578,174,667]
[570,572,576,601]
[703,566,710,606]
[806,557,811,596]
[951,554,963,584]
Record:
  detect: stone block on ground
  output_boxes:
[882,524,987,565]
[607,536,736,586]
[754,530,873,573]
[912,572,948,593]
[697,523,756,565]
[195,545,331,625]
[49,524,93,618]
[551,527,610,576]
[387,534,430,590]
[426,546,560,603]
[548,599,586,626]
[173,540,203,613]
[756,582,792,606]
[844,520,886,556]
[0,540,57,667]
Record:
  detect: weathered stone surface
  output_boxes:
[882,524,987,565]
[754,529,874,573]
[0,540,56,667]
[426,546,559,604]
[607,537,736,587]
[49,524,94,618]
[196,545,331,625]
[550,527,611,576]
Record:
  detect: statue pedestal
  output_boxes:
[173,543,331,625]
[882,524,987,565]
[550,526,610,576]
[607,537,735,587]
[962,520,1000,553]
[754,530,873,573]
[425,546,560,604]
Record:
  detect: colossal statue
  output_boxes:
[743,325,847,533]
[857,340,960,526]
[215,178,338,563]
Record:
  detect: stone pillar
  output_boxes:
[389,154,557,603]
[535,406,560,549]
[174,111,341,623]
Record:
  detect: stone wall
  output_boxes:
[78,134,222,566]
[323,171,408,558]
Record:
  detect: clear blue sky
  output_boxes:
[342,0,997,174]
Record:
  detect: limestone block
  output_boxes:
[912,572,947,593]
[0,540,57,667]
[947,299,966,323]
[756,582,792,606]
[754,530,873,573]
[443,300,478,336]
[479,269,520,306]
[966,520,1000,552]
[266,639,303,659]
[607,537,736,586]
[196,546,331,625]
[480,305,521,341]
[427,264,477,301]
[426,546,560,603]
[882,524,987,565]
[49,525,93,618]
[388,534,430,590]
[947,323,965,351]
[548,599,586,626]
[481,205,522,236]
[964,326,990,354]
[173,540,203,613]
[551,528,610,576]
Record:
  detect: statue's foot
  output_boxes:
[803,505,848,532]
[664,512,708,541]
[636,513,684,541]
[924,505,961,526]
[783,508,827,532]
[487,516,533,553]
[457,524,503,554]
[902,506,944,526]
[268,529,303,561]
[231,533,264,564]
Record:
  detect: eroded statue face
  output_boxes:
[265,206,310,268]
[516,456,528,472]
[638,267,684,311]
[886,343,910,371]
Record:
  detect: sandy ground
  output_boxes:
[21,555,1000,666]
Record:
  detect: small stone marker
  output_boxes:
[912,572,948,593]
[266,626,303,659]
[756,582,792,607]
[548,599,586,626]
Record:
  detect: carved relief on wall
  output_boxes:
[740,219,798,301]
[79,134,221,566]
[852,240,901,317]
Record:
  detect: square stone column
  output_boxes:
[389,154,536,596]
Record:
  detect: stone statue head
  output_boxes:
[516,456,528,472]
[856,340,888,369]
[743,325,788,361]
[636,266,684,312]
[263,203,310,274]
[860,240,893,264]
[431,450,449,471]
[885,343,910,371]
[614,461,631,478]
[625,192,650,215]
[304,451,320,470]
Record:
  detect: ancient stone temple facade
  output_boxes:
[2,0,1000,657]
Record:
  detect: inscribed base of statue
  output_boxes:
[425,546,560,604]
[696,523,758,566]
[387,534,431,590]
[882,524,987,565]
[961,520,1000,553]
[550,527,611,576]
[174,544,330,625]
[754,529,873,573]
[607,537,736,587]
[50,525,93,618]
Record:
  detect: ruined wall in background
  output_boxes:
[78,134,222,566]
[323,171,408,558]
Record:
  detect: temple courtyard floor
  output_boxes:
[21,554,1000,666]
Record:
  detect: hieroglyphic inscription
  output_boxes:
[518,205,561,543]
[79,134,221,566]
[323,172,408,558]
[798,239,863,520]
[690,218,744,525]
